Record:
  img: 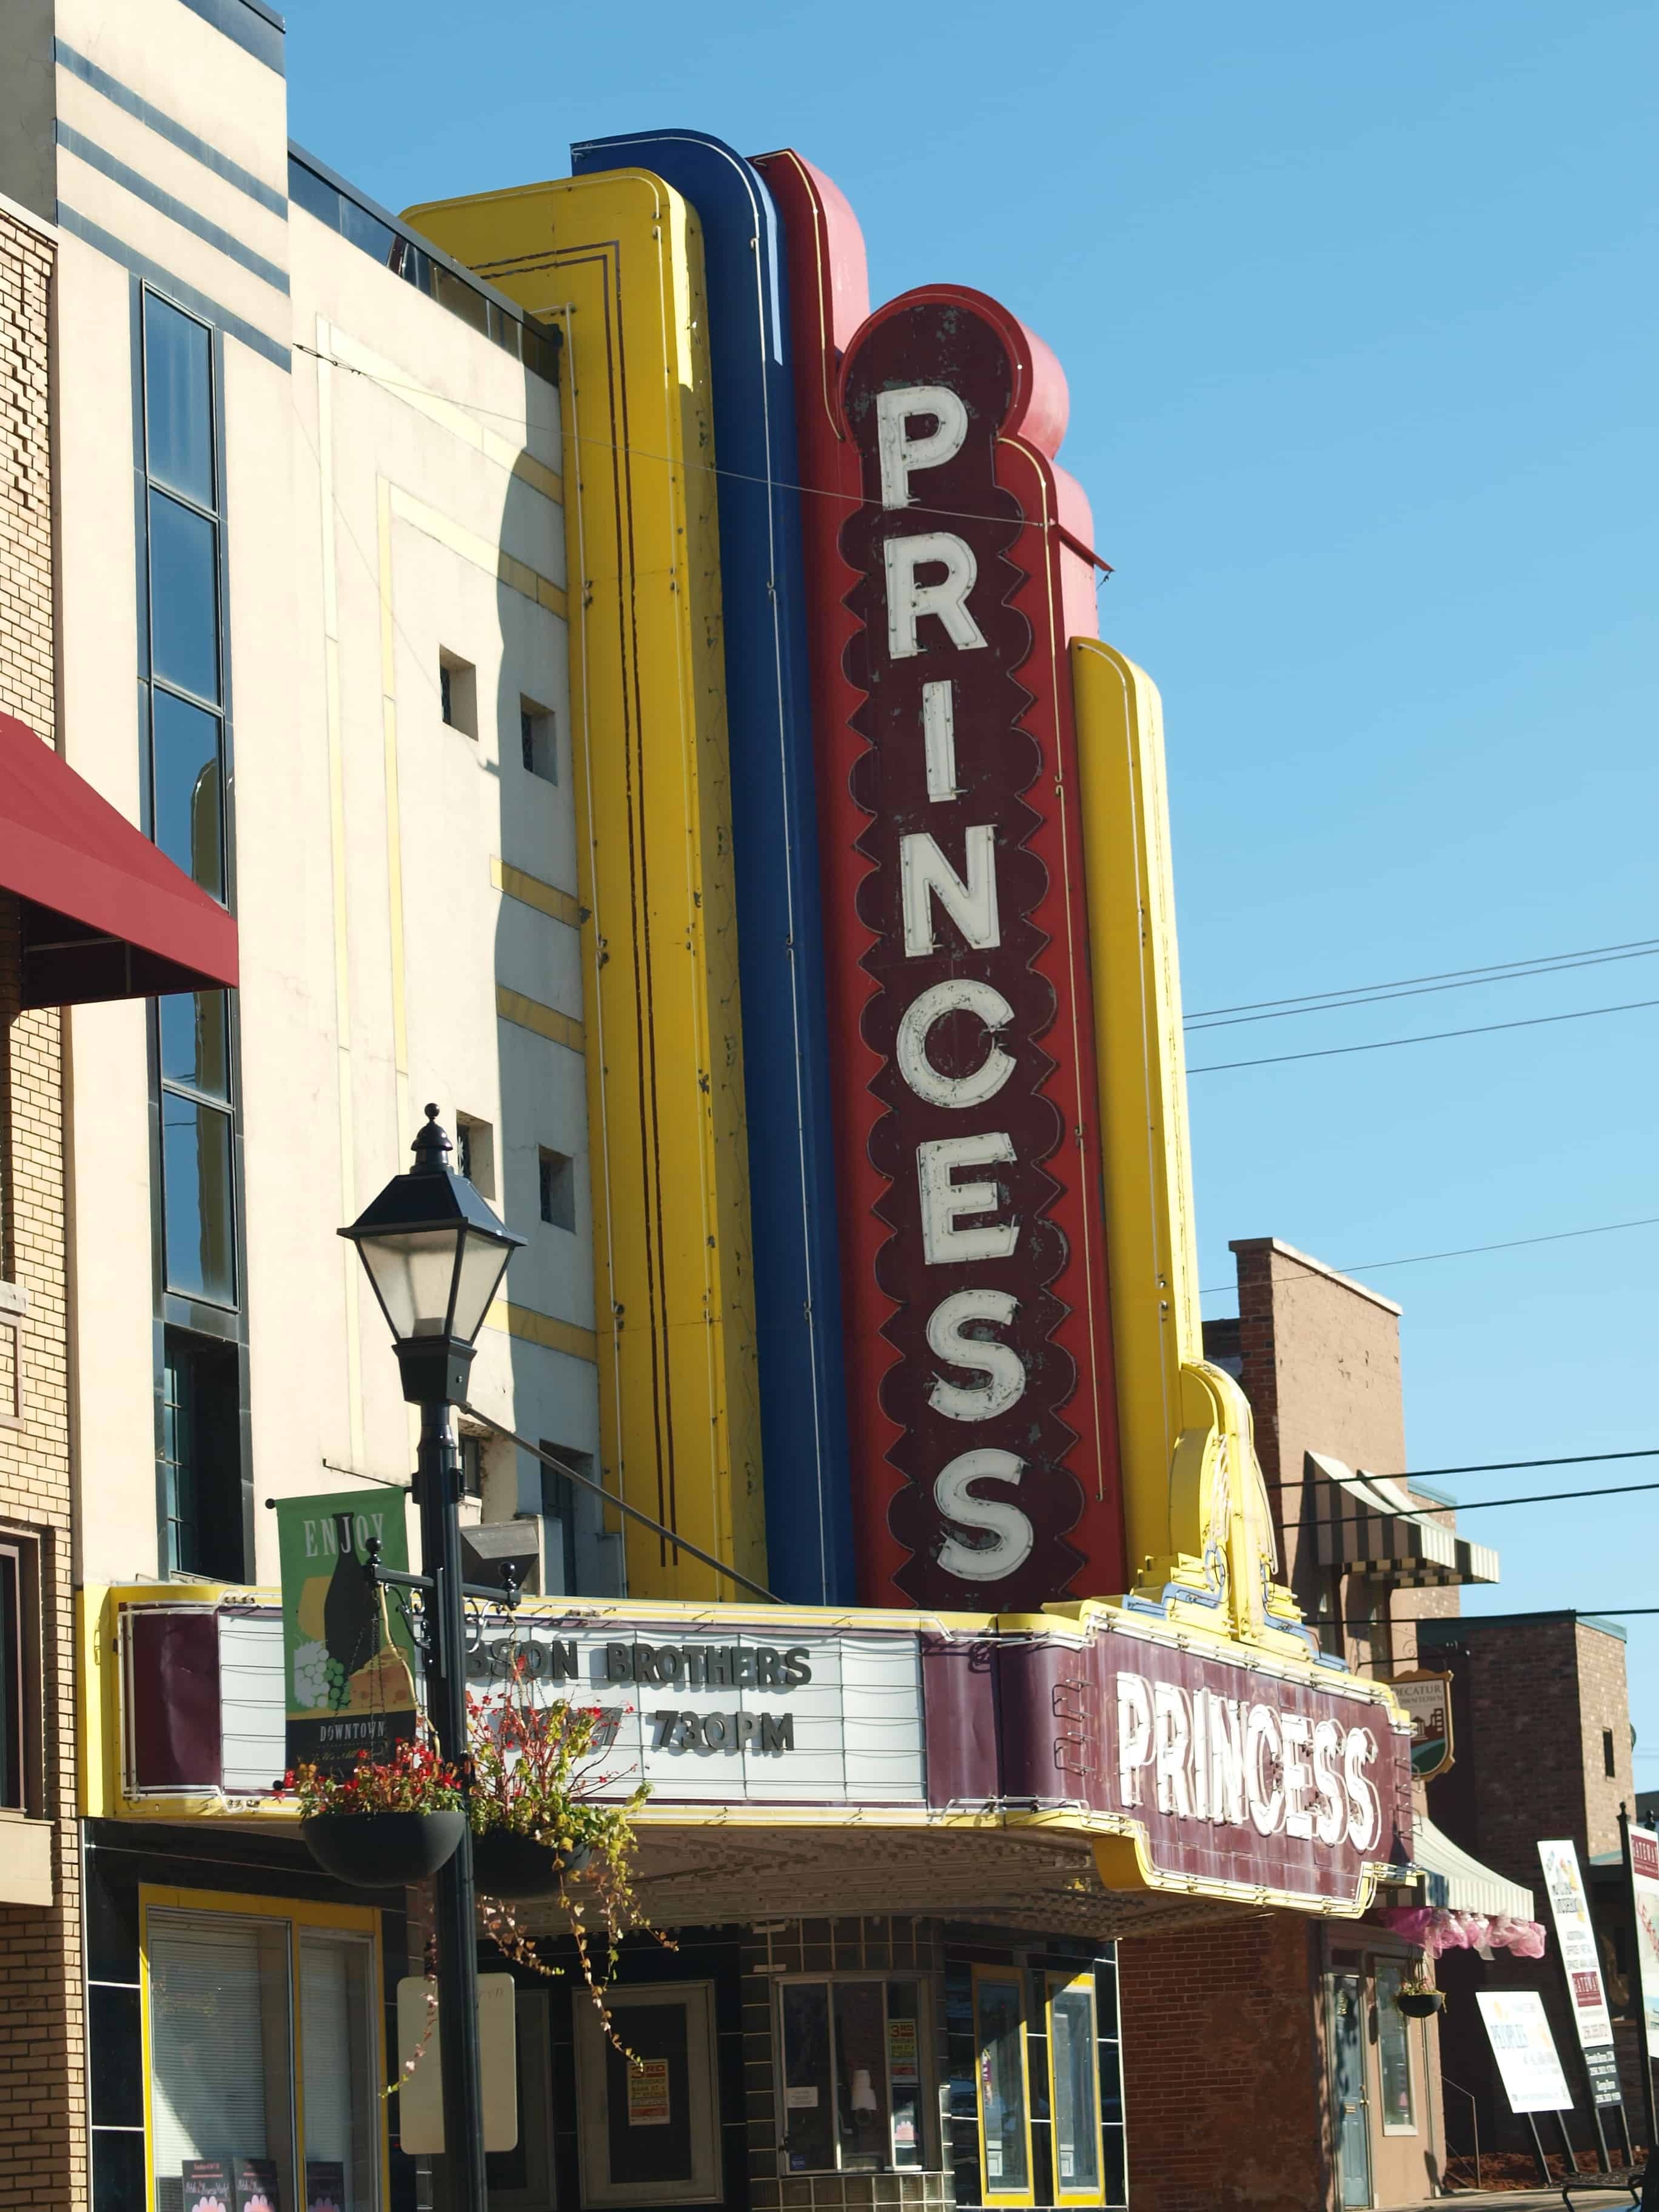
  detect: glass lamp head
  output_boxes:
[340,1105,526,1403]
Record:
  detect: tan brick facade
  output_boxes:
[0,201,87,2212]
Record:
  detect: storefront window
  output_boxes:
[1373,1963,1417,2134]
[143,1896,383,2212]
[777,1977,931,2173]
[147,1911,295,2212]
[1047,1976,1101,2199]
[973,1971,1030,2200]
[300,1934,380,2208]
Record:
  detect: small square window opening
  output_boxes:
[539,1148,575,1232]
[455,1114,495,1199]
[439,651,478,737]
[520,697,557,783]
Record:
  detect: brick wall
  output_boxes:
[0,201,87,2211]
[1119,1913,1326,2212]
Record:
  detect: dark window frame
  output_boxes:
[135,281,252,1583]
[0,1532,43,1815]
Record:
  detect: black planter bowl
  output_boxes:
[472,1830,592,1900]
[301,1809,466,1888]
[1396,1989,1446,2019]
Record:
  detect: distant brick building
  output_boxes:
[1423,1610,1649,2163]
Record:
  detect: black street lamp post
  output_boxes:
[340,1106,526,2212]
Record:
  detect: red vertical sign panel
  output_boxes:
[757,153,1127,1612]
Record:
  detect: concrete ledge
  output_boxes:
[0,1811,54,1906]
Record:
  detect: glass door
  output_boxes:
[1328,1972,1373,2210]
[973,1971,1033,2204]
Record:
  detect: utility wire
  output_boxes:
[1187,993,1659,1074]
[1270,1447,1659,1489]
[460,1403,780,1605]
[1409,1478,1659,1510]
[292,339,1113,564]
[1198,1209,1659,1296]
[1185,943,1659,1033]
[1185,934,1659,1022]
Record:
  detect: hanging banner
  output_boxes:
[1387,1669,1454,1780]
[1629,1825,1659,2060]
[1476,1990,1575,2116]
[1538,1837,1622,2106]
[276,1490,418,1772]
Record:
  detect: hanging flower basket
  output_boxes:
[280,1739,467,1888]
[1396,1987,1446,2019]
[471,1828,592,1900]
[303,1808,467,1887]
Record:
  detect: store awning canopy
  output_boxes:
[1411,1812,1535,1919]
[1308,1452,1500,1588]
[0,712,238,1008]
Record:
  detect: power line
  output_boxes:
[1390,1447,1659,1481]
[1187,993,1659,1074]
[292,338,1114,566]
[1429,1478,1659,1510]
[1270,1447,1659,1489]
[1185,943,1659,1033]
[1198,1210,1659,1296]
[1185,934,1659,1022]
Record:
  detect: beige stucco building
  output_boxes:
[3,0,606,1609]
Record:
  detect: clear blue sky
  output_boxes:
[283,0,1658,1757]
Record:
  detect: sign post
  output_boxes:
[1476,1989,1580,2185]
[1538,1837,1630,2167]
[1622,1806,1659,2152]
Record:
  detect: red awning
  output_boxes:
[1,711,239,1008]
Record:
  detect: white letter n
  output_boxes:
[901,826,999,955]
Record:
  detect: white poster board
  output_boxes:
[1631,1826,1659,2060]
[1476,1990,1575,2115]
[1538,1838,1622,2105]
[397,1972,518,2153]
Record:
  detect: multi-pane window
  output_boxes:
[141,289,245,1578]
[777,1977,931,2175]
[145,1899,383,2212]
[161,1330,242,1581]
[0,1543,27,1811]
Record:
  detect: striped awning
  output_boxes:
[1412,1812,1535,1919]
[1308,1453,1500,1587]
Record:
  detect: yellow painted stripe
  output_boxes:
[496,983,584,1053]
[491,855,583,928]
[387,482,567,617]
[483,1298,598,1364]
[324,321,563,501]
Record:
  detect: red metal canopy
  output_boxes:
[1,711,239,1008]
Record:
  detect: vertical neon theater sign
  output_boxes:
[758,153,1128,1614]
